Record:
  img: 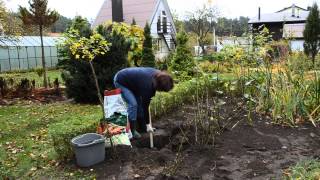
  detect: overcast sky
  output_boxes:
[4,0,319,21]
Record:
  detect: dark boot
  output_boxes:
[137,117,147,133]
[129,120,141,139]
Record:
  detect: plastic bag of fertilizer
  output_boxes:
[100,89,132,145]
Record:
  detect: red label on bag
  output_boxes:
[104,88,122,96]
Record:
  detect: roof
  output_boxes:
[276,5,308,13]
[249,6,309,24]
[93,0,158,27]
[283,23,305,38]
[0,36,61,47]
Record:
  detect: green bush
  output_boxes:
[59,29,129,103]
[170,30,196,81]
[287,52,313,73]
[141,23,155,67]
[198,61,228,74]
[49,75,224,159]
[150,75,224,118]
[49,113,100,160]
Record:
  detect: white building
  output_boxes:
[93,0,177,60]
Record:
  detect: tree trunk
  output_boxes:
[89,61,105,118]
[312,53,316,66]
[39,25,48,88]
[200,44,206,55]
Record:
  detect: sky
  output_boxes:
[3,0,320,21]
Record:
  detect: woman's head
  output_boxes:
[154,71,174,92]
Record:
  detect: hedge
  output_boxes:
[49,75,224,160]
[49,113,101,160]
[150,75,224,118]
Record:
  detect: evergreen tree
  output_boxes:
[303,3,320,65]
[51,15,72,33]
[19,0,59,88]
[131,18,137,25]
[70,16,92,37]
[170,29,195,81]
[61,30,129,103]
[141,22,155,67]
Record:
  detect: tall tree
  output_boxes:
[0,0,7,35]
[303,3,320,65]
[19,0,59,88]
[0,1,24,36]
[185,5,218,55]
[131,18,137,25]
[51,15,72,33]
[70,16,92,37]
[170,29,195,81]
[141,22,155,67]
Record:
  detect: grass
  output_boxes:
[0,69,63,87]
[0,102,99,179]
[284,159,320,179]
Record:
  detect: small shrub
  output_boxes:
[60,29,129,103]
[16,78,31,93]
[170,30,196,81]
[49,113,100,160]
[198,61,227,73]
[141,23,155,67]
[0,77,8,97]
[269,40,290,61]
[35,68,45,78]
[287,52,313,73]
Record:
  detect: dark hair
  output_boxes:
[154,71,174,92]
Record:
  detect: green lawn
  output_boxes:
[0,102,99,179]
[284,159,320,179]
[0,69,63,87]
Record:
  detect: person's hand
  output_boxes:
[146,124,155,132]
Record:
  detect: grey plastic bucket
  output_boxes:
[71,133,106,167]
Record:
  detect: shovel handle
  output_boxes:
[149,107,154,148]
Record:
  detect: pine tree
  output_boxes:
[303,3,320,65]
[19,0,59,88]
[131,18,137,25]
[141,22,155,67]
[170,29,195,81]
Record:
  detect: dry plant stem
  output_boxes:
[163,138,185,176]
[89,61,105,117]
[89,61,114,149]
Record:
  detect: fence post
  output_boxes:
[49,46,53,67]
[17,46,21,70]
[26,47,30,69]
[34,46,37,67]
[7,47,11,71]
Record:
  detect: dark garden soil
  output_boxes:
[0,88,66,105]
[89,96,320,180]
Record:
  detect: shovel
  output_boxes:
[149,107,154,148]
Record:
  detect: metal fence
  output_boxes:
[0,36,61,72]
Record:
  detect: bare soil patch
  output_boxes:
[80,96,320,179]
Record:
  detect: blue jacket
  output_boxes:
[114,67,159,122]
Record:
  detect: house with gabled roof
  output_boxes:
[249,4,310,51]
[93,0,177,60]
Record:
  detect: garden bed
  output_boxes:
[0,87,66,105]
[86,96,320,179]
